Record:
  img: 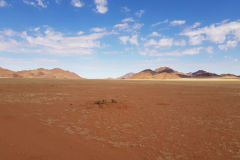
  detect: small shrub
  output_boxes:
[94,99,118,106]
[111,99,117,103]
[94,100,101,104]
[102,99,107,104]
[94,99,107,104]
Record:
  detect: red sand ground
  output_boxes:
[0,79,240,160]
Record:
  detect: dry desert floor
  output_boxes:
[0,78,240,160]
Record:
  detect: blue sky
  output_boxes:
[0,0,240,78]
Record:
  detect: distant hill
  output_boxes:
[118,72,135,79]
[220,74,239,79]
[190,70,220,78]
[130,67,190,79]
[154,66,175,73]
[130,69,156,79]
[123,66,239,80]
[0,67,82,79]
[0,67,17,78]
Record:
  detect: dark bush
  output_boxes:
[111,99,117,103]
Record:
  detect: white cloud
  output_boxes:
[135,10,145,18]
[0,27,110,55]
[144,38,173,48]
[114,23,129,31]
[170,20,186,26]
[139,47,210,57]
[121,6,130,13]
[152,20,168,27]
[94,0,108,14]
[119,35,138,46]
[71,0,83,8]
[144,39,157,47]
[133,23,144,30]
[119,36,129,45]
[181,20,240,48]
[23,0,47,8]
[0,29,19,37]
[205,46,213,54]
[192,22,201,28]
[144,38,186,48]
[122,17,134,23]
[158,38,173,48]
[23,0,34,7]
[129,35,138,46]
[174,39,186,46]
[114,22,143,32]
[149,32,161,37]
[219,40,238,50]
[140,48,180,56]
[152,19,185,27]
[0,0,7,7]
[55,0,61,4]
[36,0,46,8]
[90,27,106,32]
[77,31,84,35]
[188,35,205,45]
[182,47,202,55]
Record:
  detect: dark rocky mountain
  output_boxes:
[191,70,220,78]
[122,67,239,79]
[130,67,190,79]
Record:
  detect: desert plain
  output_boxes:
[0,78,240,160]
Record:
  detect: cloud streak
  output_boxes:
[144,38,186,48]
[114,22,144,33]
[170,20,186,26]
[0,27,110,55]
[140,47,212,57]
[23,0,47,8]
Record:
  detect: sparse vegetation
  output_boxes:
[94,99,107,104]
[94,99,118,105]
[1,79,240,160]
[111,99,117,103]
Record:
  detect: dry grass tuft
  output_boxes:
[94,99,107,105]
[94,99,118,105]
[111,99,117,103]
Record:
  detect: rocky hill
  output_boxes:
[125,67,239,79]
[0,67,18,78]
[130,67,190,79]
[118,73,135,79]
[190,70,220,78]
[0,67,82,79]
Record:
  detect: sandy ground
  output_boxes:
[0,78,240,160]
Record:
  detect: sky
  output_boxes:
[0,0,240,78]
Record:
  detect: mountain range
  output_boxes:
[0,67,82,79]
[119,67,239,79]
[1,66,239,80]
